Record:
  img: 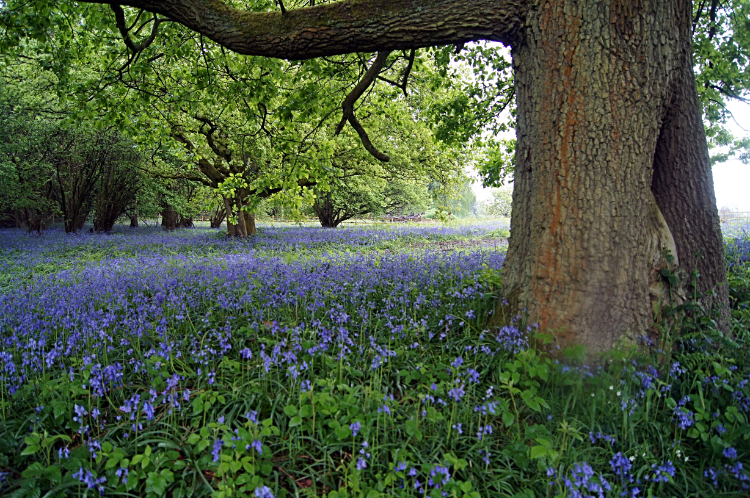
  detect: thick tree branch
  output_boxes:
[170,128,229,182]
[80,0,524,59]
[335,51,389,133]
[194,115,233,162]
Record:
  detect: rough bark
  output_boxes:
[236,195,248,237]
[244,211,256,236]
[500,0,726,352]
[651,28,730,327]
[223,195,238,237]
[222,195,256,236]
[81,0,524,58]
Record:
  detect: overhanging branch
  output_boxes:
[334,51,391,162]
[79,0,523,59]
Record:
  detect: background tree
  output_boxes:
[307,90,467,227]
[485,185,514,219]
[0,100,58,231]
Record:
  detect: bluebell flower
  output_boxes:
[254,486,274,498]
[648,461,675,483]
[212,438,224,462]
[115,467,129,484]
[724,447,738,459]
[610,452,632,481]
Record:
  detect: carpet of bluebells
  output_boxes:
[1,221,749,498]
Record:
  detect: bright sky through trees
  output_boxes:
[714,100,750,211]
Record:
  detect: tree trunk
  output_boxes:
[223,195,238,237]
[179,216,194,228]
[129,212,139,228]
[210,201,226,228]
[244,211,256,236]
[314,194,339,228]
[24,207,42,233]
[93,201,119,232]
[236,196,248,238]
[500,0,727,353]
[161,206,178,231]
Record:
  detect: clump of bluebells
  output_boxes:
[0,223,749,497]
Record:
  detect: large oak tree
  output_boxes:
[4,0,739,352]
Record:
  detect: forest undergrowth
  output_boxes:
[0,221,749,498]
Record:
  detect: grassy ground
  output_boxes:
[0,221,748,498]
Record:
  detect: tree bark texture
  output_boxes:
[84,0,524,58]
[79,0,728,352]
[502,0,727,352]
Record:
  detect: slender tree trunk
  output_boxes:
[210,201,226,228]
[500,0,727,352]
[236,196,248,238]
[244,211,256,236]
[130,212,139,228]
[223,195,238,237]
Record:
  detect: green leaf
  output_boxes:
[21,462,45,478]
[335,426,352,440]
[530,445,548,459]
[105,456,123,470]
[20,445,41,456]
[502,411,515,427]
[284,405,298,417]
[42,465,62,485]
